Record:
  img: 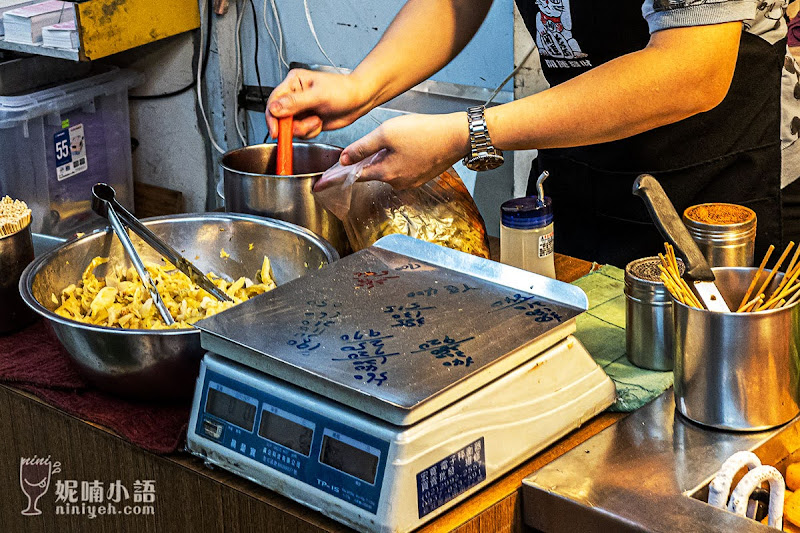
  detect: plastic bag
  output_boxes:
[314,152,491,258]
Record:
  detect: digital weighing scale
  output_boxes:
[187,235,615,533]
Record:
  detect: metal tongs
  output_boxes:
[91,183,232,326]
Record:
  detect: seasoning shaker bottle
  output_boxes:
[500,171,555,278]
[624,256,683,371]
[682,203,756,267]
[500,197,555,278]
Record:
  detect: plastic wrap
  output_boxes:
[314,152,490,258]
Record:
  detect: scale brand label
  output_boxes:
[54,123,88,181]
[416,437,486,518]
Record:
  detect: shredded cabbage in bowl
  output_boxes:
[51,255,276,330]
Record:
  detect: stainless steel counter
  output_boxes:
[523,390,800,532]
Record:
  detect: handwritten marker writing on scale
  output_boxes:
[277,116,293,176]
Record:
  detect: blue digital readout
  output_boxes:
[195,369,390,514]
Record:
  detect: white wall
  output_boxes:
[111,32,211,213]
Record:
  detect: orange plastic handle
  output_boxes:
[276,116,293,175]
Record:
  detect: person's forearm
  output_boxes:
[351,0,493,111]
[485,23,741,152]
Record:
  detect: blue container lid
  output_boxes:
[501,196,553,229]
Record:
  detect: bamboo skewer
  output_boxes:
[757,283,800,311]
[738,245,774,310]
[659,244,704,309]
[773,245,800,298]
[0,195,31,237]
[765,265,800,310]
[658,240,800,313]
[740,294,765,313]
[752,242,794,306]
[769,299,786,310]
[786,290,800,307]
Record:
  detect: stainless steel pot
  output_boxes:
[673,267,800,431]
[19,213,338,401]
[221,143,350,256]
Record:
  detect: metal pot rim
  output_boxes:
[220,142,343,179]
[670,266,798,315]
[18,212,339,336]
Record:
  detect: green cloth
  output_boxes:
[571,265,673,412]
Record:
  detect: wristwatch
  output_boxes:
[462,105,504,171]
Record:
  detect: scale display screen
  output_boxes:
[258,409,314,456]
[206,386,257,432]
[320,433,380,484]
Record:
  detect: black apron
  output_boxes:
[518,1,784,267]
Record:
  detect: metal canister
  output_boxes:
[624,256,683,371]
[683,203,756,267]
[1,224,36,334]
[674,267,800,431]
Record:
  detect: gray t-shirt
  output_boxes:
[643,0,800,187]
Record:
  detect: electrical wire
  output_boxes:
[249,0,267,108]
[129,0,212,100]
[234,0,248,146]
[264,0,289,72]
[303,0,340,71]
[302,0,383,126]
[484,44,536,106]
[197,0,225,154]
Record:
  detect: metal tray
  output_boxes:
[523,389,800,532]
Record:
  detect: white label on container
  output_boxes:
[538,231,554,258]
[54,124,88,181]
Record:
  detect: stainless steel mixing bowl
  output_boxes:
[221,142,350,256]
[18,213,338,401]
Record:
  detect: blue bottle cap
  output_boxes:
[501,196,553,230]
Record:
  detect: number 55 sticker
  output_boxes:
[54,124,88,181]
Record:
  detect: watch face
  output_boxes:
[465,153,504,172]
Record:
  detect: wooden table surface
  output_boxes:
[0,242,625,533]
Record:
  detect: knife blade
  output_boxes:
[632,174,731,312]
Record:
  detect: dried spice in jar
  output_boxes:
[684,203,756,226]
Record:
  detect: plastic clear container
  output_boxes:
[500,196,555,278]
[0,61,142,237]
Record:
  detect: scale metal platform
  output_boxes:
[187,235,616,532]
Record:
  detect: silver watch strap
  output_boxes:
[467,105,499,157]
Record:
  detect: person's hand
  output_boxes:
[330,112,470,190]
[266,69,370,139]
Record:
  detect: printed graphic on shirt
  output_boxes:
[782,54,800,146]
[534,0,592,68]
[652,0,726,10]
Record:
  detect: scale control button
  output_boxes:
[203,419,224,440]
